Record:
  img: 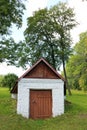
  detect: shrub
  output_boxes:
[1,73,18,90]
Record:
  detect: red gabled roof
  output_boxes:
[11,58,64,94]
[19,58,65,81]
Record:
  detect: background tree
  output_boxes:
[24,8,60,69]
[66,31,87,91]
[66,55,81,90]
[0,0,25,64]
[1,73,18,90]
[0,38,17,63]
[49,2,77,95]
[20,2,77,95]
[0,75,4,87]
[0,0,25,35]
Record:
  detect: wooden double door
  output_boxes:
[30,90,52,119]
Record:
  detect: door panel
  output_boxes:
[30,90,52,119]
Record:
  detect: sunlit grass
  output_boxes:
[0,87,87,130]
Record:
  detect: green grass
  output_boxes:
[0,88,87,130]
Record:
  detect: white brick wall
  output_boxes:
[17,78,64,118]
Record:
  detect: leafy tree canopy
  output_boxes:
[66,31,87,91]
[0,0,26,64]
[0,0,25,36]
[19,2,77,70]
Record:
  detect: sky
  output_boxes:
[0,0,87,77]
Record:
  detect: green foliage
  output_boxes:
[19,2,76,70]
[1,88,87,130]
[0,0,25,65]
[49,2,76,63]
[1,73,18,90]
[0,0,25,35]
[0,38,19,63]
[66,55,80,90]
[66,31,87,91]
[0,75,4,87]
[24,8,58,69]
[79,74,87,91]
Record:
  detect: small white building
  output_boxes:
[11,58,65,119]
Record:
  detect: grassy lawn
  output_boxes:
[0,88,87,130]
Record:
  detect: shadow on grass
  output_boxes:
[64,99,87,115]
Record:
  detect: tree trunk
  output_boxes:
[62,59,72,95]
[51,45,56,69]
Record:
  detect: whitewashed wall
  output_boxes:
[17,78,64,118]
[11,94,17,99]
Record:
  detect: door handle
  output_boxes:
[32,100,36,103]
